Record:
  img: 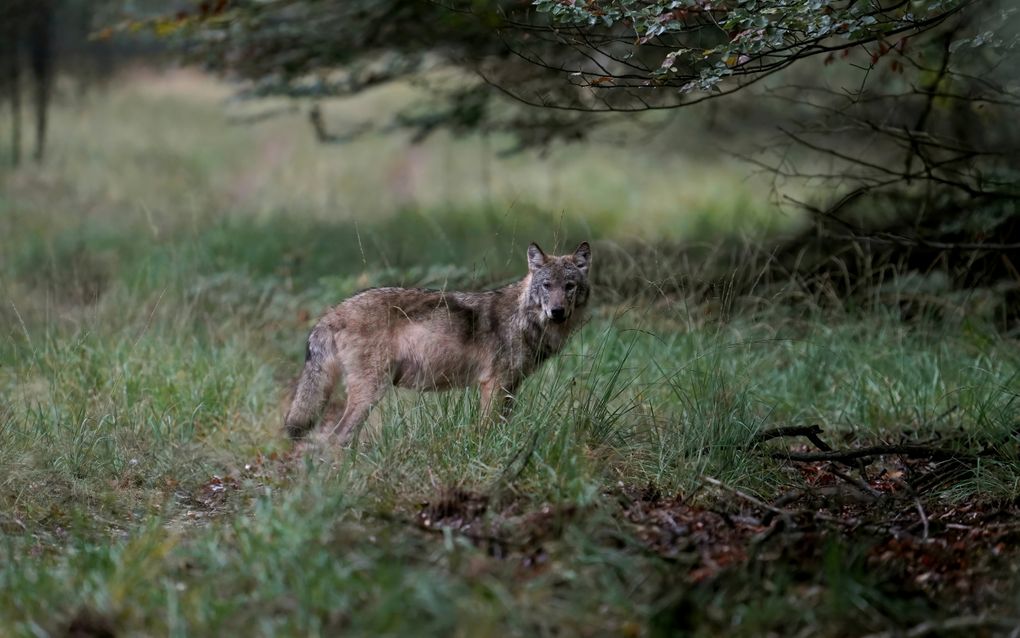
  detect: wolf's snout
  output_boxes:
[550,307,567,322]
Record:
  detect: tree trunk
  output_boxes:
[28,1,53,162]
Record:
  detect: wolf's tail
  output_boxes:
[284,324,339,440]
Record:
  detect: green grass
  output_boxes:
[0,70,1018,636]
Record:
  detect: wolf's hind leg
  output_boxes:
[327,374,388,445]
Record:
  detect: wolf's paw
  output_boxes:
[292,430,334,456]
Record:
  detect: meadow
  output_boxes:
[1,70,1018,636]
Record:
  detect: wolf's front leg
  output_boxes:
[480,378,518,426]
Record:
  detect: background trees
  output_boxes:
[14,0,1009,317]
[1,0,165,165]
[145,0,1019,324]
[1,0,54,164]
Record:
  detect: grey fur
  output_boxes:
[283,241,592,444]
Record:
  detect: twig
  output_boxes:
[702,476,795,529]
[826,465,881,499]
[761,489,804,526]
[755,424,832,452]
[915,498,929,541]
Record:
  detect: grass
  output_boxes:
[1,69,1018,636]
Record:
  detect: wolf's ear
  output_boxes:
[572,241,591,275]
[527,242,547,272]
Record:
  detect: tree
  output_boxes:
[1,0,140,166]
[1,0,54,165]
[136,1,986,129]
[136,0,1020,321]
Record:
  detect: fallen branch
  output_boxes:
[754,424,832,452]
[768,444,977,464]
[755,425,994,464]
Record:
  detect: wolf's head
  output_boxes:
[526,241,591,324]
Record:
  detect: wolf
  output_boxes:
[284,241,592,444]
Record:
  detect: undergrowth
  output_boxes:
[0,71,1017,637]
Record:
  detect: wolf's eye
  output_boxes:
[542,282,551,289]
[565,282,576,291]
